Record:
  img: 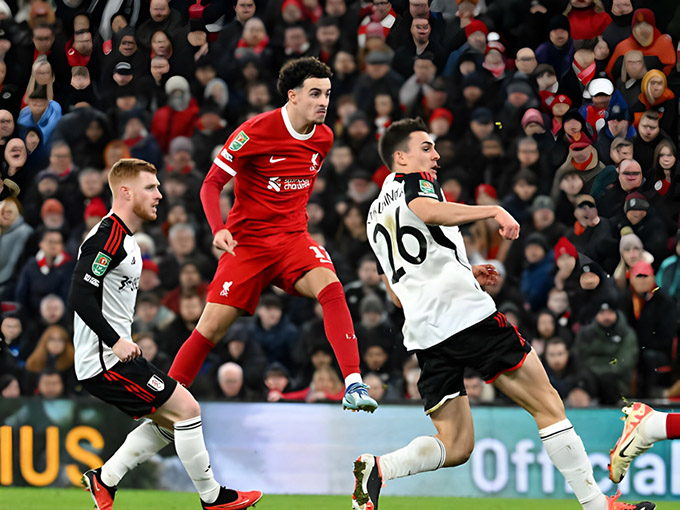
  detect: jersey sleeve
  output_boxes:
[68,220,126,348]
[202,122,257,235]
[403,173,444,205]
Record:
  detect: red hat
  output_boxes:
[554,236,578,262]
[484,40,505,56]
[142,259,159,275]
[475,183,497,201]
[41,198,64,218]
[630,259,653,277]
[553,94,572,106]
[632,8,655,28]
[430,107,453,125]
[365,21,385,40]
[84,197,108,221]
[465,19,488,38]
[569,140,591,151]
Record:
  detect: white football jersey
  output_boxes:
[367,172,496,351]
[70,214,142,380]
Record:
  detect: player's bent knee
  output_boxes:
[162,385,202,423]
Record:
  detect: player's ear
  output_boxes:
[287,88,296,104]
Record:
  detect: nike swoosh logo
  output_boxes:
[270,157,286,163]
[218,498,251,509]
[619,439,634,458]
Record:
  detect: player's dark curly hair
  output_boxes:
[277,57,332,97]
[378,118,429,171]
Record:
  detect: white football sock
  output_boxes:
[174,416,221,503]
[378,436,446,481]
[643,411,668,443]
[345,373,363,388]
[101,421,174,487]
[539,419,607,510]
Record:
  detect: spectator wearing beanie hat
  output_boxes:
[442,18,487,77]
[551,138,604,199]
[504,194,568,283]
[553,235,580,292]
[595,157,641,219]
[613,230,653,292]
[521,108,545,135]
[614,191,667,264]
[549,108,591,170]
[139,258,162,294]
[83,196,108,224]
[151,75,199,154]
[429,107,452,141]
[40,198,65,231]
[482,40,506,80]
[536,15,575,80]
[593,104,635,166]
[606,8,677,81]
[566,193,619,274]
[549,94,572,135]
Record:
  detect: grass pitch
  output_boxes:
[2,488,680,510]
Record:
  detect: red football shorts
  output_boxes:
[206,231,336,314]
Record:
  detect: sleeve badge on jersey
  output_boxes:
[92,252,112,276]
[228,131,249,151]
[419,179,437,197]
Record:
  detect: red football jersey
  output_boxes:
[206,106,333,237]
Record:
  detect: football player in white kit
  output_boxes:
[69,158,261,510]
[351,119,654,510]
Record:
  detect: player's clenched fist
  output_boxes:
[213,228,238,256]
[112,338,141,363]
[494,208,520,240]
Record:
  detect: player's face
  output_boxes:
[396,131,440,177]
[131,171,162,222]
[293,77,331,125]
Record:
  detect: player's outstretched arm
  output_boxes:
[409,199,520,239]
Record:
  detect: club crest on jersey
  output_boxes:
[309,152,320,172]
[228,131,249,151]
[147,375,165,392]
[92,252,111,276]
[419,180,437,197]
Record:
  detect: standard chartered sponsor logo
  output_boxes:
[283,179,311,190]
[267,177,311,192]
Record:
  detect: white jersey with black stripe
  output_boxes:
[70,214,142,380]
[366,172,496,351]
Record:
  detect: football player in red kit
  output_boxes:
[168,57,377,412]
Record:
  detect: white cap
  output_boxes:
[584,78,614,99]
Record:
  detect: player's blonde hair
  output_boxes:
[108,158,157,197]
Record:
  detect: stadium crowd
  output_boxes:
[0,0,679,408]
